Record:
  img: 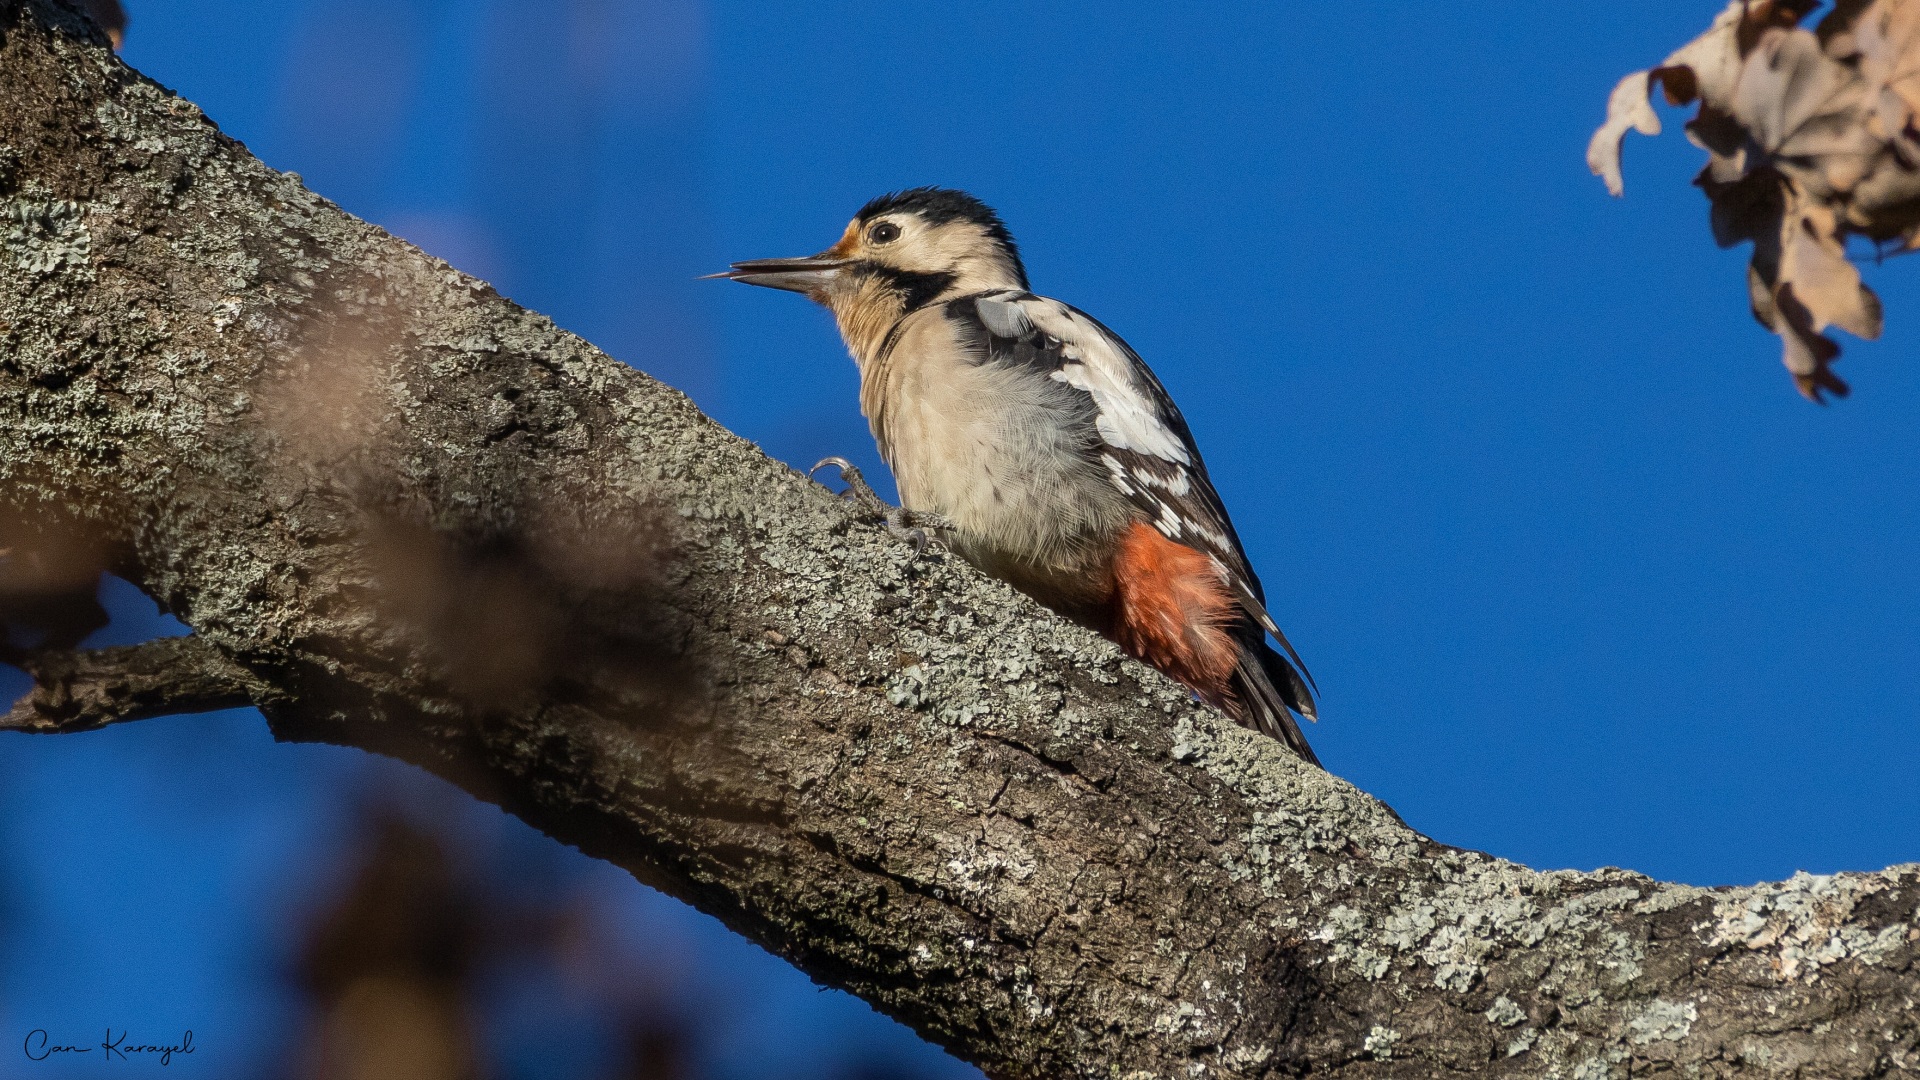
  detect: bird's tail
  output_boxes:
[1230,637,1321,767]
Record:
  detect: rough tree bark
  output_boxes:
[0,3,1914,1077]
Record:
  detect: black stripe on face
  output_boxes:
[868,264,957,313]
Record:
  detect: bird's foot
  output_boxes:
[809,457,954,554]
[808,456,887,514]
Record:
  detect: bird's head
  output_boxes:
[716,188,1029,330]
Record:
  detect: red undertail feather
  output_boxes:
[1109,522,1240,708]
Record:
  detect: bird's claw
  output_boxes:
[806,456,858,485]
[880,506,956,555]
[809,456,953,554]
[886,522,931,554]
[808,456,886,514]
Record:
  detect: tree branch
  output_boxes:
[0,2,1914,1076]
[2,635,265,732]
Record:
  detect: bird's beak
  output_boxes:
[703,256,848,295]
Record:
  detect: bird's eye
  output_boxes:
[868,221,901,245]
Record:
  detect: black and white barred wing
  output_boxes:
[965,290,1315,689]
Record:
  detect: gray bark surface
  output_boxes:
[1,4,1915,1076]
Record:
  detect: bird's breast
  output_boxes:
[865,321,1136,604]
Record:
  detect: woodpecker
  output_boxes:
[718,188,1319,764]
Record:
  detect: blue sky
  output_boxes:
[3,1,1917,1076]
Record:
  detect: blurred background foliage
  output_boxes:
[2,1,971,1076]
[3,1,1918,1077]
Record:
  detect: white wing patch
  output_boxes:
[1156,503,1185,538]
[964,289,1308,701]
[1100,453,1137,495]
[1181,515,1231,551]
[1132,461,1191,498]
[1006,298,1193,467]
[975,291,1237,569]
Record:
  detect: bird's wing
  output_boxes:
[958,291,1315,692]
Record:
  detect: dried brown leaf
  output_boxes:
[1772,295,1853,401]
[1594,0,1920,400]
[1734,185,1873,402]
[1853,0,1920,137]
[1672,2,1760,108]
[1819,0,1882,44]
[1777,196,1884,339]
[1745,260,1847,401]
[1732,28,1881,195]
[1700,165,1785,247]
[1590,71,1662,196]
[1743,0,1828,46]
[1689,106,1757,185]
[1847,152,1920,230]
[1590,3,1751,195]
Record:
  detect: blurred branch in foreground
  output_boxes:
[290,802,857,1080]
[75,0,121,47]
[1592,0,1920,401]
[295,814,488,1080]
[1,2,1915,1077]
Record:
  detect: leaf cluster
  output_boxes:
[1592,0,1920,400]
